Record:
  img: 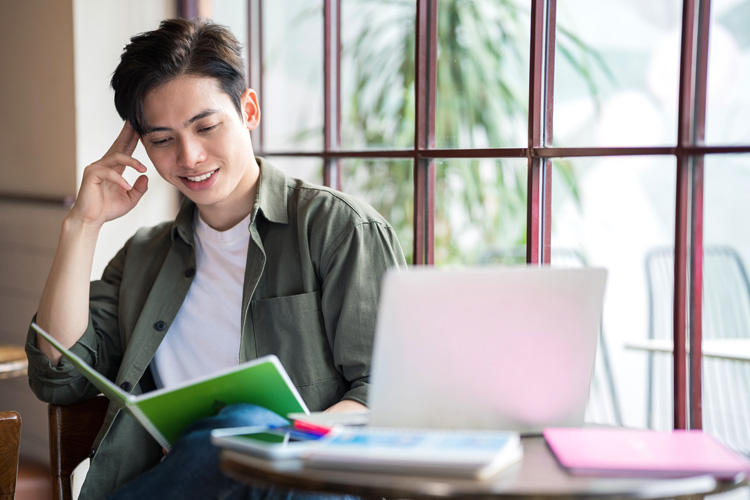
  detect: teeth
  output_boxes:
[186,171,215,182]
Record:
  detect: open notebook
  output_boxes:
[32,322,308,450]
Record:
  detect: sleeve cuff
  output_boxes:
[25,315,100,385]
[341,384,369,408]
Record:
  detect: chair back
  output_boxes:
[645,245,750,453]
[48,396,108,500]
[0,411,21,500]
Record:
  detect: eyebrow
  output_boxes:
[143,109,220,135]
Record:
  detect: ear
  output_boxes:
[241,89,261,131]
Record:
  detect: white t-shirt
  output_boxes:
[151,211,250,389]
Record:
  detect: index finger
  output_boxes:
[106,121,140,157]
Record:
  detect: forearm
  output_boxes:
[325,399,367,413]
[36,215,102,364]
[35,122,147,365]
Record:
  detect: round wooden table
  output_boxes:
[0,345,28,379]
[220,435,748,500]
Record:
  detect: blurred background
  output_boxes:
[1,0,748,493]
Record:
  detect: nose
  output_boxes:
[176,137,207,169]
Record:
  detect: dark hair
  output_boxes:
[111,18,246,135]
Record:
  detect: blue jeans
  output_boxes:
[108,404,352,500]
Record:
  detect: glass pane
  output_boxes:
[706,0,750,145]
[435,0,530,149]
[551,156,676,427]
[264,156,323,185]
[435,158,527,265]
[703,154,750,453]
[339,159,414,263]
[341,0,416,150]
[554,1,682,147]
[209,0,249,67]
[262,0,324,151]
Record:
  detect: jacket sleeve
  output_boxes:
[319,220,407,405]
[26,245,128,405]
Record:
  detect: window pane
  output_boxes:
[706,0,750,145]
[339,159,414,263]
[554,1,682,147]
[551,156,676,428]
[435,0,530,149]
[264,156,323,185]
[703,154,750,453]
[435,158,527,265]
[210,0,249,67]
[262,0,324,151]
[340,0,416,150]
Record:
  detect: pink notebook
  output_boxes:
[543,428,750,480]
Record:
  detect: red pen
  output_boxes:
[292,419,333,436]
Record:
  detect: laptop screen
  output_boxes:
[367,266,607,434]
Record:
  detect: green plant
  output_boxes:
[290,0,610,264]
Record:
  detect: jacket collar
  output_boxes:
[170,157,289,244]
[254,157,289,225]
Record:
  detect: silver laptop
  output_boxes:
[367,266,607,434]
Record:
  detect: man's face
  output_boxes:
[141,75,260,229]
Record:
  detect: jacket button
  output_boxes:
[88,448,96,459]
[121,381,132,392]
[184,268,195,278]
[154,321,167,331]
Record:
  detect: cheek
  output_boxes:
[148,161,180,187]
[144,151,173,177]
[151,165,172,183]
[223,134,251,163]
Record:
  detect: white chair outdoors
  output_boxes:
[645,246,750,455]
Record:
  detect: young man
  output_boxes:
[26,18,405,499]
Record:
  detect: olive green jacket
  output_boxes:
[26,158,406,499]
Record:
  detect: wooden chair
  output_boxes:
[48,397,108,500]
[0,411,21,500]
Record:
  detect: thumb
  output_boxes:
[128,175,149,204]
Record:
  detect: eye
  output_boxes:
[199,123,220,133]
[150,137,172,147]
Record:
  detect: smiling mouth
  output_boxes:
[184,170,217,182]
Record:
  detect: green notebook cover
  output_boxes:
[32,322,309,450]
[130,358,309,447]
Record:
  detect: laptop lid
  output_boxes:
[367,266,607,434]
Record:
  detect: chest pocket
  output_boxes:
[250,291,344,409]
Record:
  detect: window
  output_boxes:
[189,0,750,451]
